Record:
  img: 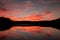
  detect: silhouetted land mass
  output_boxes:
[0,17,60,31]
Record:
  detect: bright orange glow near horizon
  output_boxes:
[0,10,54,21]
[0,10,56,36]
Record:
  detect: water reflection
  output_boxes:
[0,26,60,40]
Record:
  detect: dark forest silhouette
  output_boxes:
[0,17,60,31]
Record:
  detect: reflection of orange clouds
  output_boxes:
[0,32,10,39]
[10,26,43,34]
[10,26,42,35]
[10,26,53,36]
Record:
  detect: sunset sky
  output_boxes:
[0,0,60,21]
[0,0,60,40]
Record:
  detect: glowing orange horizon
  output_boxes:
[0,10,55,36]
